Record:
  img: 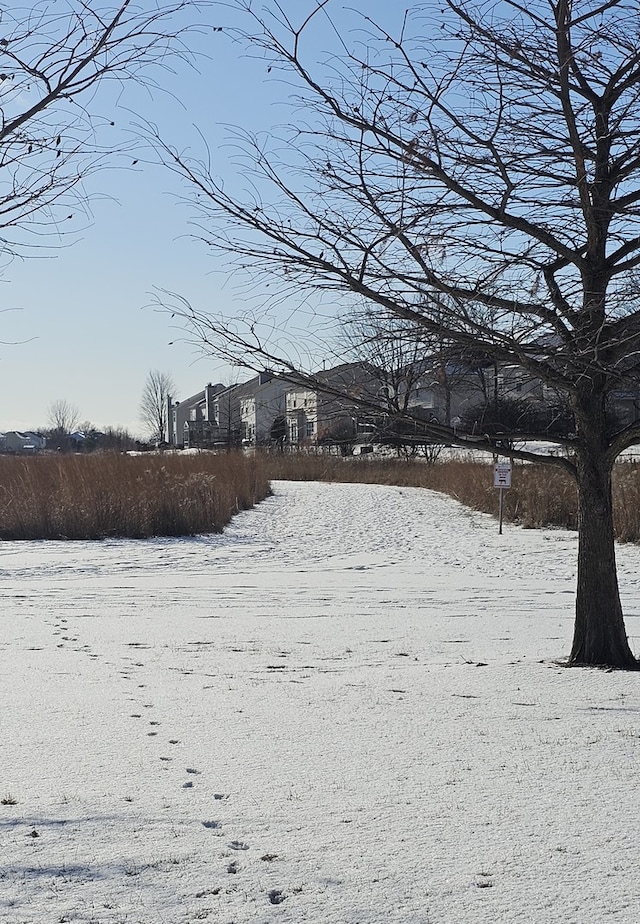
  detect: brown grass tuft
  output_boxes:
[612,462,640,543]
[0,452,270,540]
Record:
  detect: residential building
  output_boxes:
[239,372,289,445]
[286,363,381,448]
[166,382,226,448]
[406,358,491,427]
[1,431,46,453]
[167,373,291,449]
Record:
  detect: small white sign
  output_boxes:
[493,461,512,488]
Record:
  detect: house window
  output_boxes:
[306,421,315,438]
[290,422,298,442]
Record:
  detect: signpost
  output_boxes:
[493,461,512,534]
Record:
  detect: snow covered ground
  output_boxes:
[1,480,640,924]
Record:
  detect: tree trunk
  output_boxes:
[569,452,638,668]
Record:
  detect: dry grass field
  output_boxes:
[0,452,270,539]
[0,448,638,541]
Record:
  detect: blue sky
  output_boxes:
[0,0,402,436]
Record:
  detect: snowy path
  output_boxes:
[1,481,639,923]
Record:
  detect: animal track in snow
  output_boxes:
[228,840,249,851]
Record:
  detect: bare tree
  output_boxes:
[344,311,428,410]
[157,0,640,668]
[0,1,210,262]
[338,311,434,454]
[46,398,81,450]
[140,369,174,443]
[48,398,81,434]
[343,308,491,435]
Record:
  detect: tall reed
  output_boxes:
[0,452,270,540]
[612,462,640,543]
[3,449,640,543]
